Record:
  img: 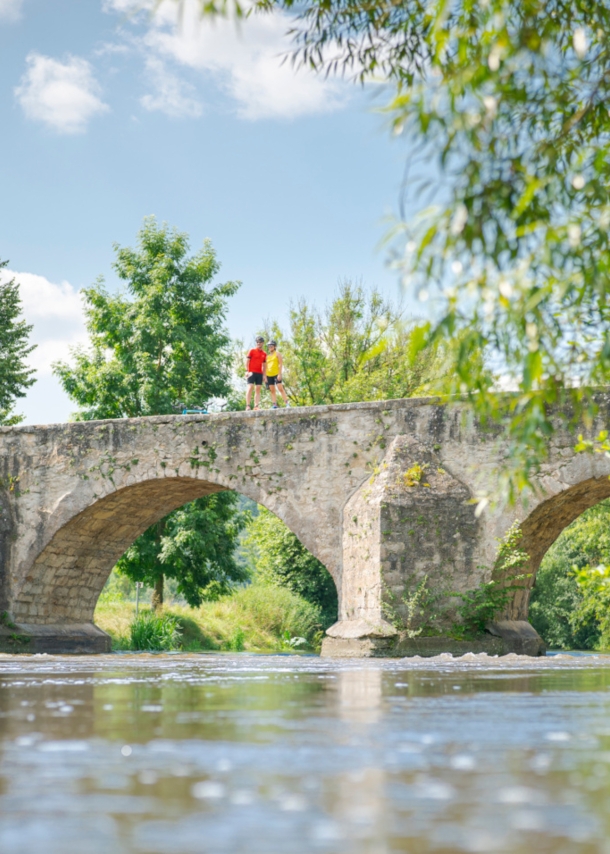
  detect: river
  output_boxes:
[2,652,610,853]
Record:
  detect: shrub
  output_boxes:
[130,611,182,651]
[452,522,530,639]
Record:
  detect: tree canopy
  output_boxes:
[54,216,239,419]
[117,492,251,608]
[263,280,444,407]
[0,261,36,426]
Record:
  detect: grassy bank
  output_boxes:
[94,583,324,652]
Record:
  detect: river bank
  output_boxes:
[94,583,325,653]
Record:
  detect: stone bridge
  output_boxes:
[1,396,610,655]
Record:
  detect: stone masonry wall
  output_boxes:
[1,397,610,647]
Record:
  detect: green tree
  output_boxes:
[267,280,443,407]
[54,216,239,419]
[54,218,246,608]
[530,499,610,649]
[117,492,250,608]
[571,562,610,650]
[243,507,338,628]
[187,0,610,502]
[0,261,36,426]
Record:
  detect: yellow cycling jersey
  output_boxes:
[266,351,280,376]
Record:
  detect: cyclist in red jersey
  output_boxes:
[245,336,267,410]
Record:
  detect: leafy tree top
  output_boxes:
[0,261,36,426]
[54,217,240,420]
[260,279,446,406]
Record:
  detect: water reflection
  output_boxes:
[338,668,382,724]
[1,653,610,852]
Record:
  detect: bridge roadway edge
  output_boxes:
[1,394,610,656]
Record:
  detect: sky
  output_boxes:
[0,0,415,425]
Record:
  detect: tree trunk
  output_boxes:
[151,518,166,612]
[152,573,164,611]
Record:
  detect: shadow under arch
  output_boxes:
[11,475,340,651]
[511,475,610,620]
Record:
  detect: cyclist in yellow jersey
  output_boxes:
[265,340,290,408]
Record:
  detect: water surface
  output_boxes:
[2,652,610,853]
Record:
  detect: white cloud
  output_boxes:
[102,0,149,13]
[15,53,109,133]
[10,270,83,321]
[105,0,346,120]
[1,269,86,376]
[140,56,203,117]
[0,0,24,22]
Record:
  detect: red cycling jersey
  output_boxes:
[248,348,267,373]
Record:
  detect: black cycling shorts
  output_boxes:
[247,372,264,386]
[266,375,282,386]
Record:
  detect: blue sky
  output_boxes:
[0,0,416,424]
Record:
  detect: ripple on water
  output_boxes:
[2,652,610,853]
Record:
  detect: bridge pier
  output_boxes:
[320,621,545,658]
[319,433,546,657]
[0,621,110,654]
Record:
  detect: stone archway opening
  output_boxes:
[512,476,610,633]
[10,476,338,652]
[94,490,339,639]
[526,491,610,651]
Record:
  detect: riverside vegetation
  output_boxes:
[530,498,610,651]
[95,580,324,653]
[94,497,336,652]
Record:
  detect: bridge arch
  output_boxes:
[508,475,610,621]
[11,474,337,627]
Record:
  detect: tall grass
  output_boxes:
[95,583,323,652]
[130,612,182,651]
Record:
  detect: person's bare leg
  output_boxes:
[270,385,277,406]
[246,384,253,409]
[277,382,289,404]
[254,385,262,409]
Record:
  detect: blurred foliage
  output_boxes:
[0,260,35,426]
[530,499,610,649]
[262,279,445,407]
[243,506,338,628]
[97,569,135,605]
[53,216,239,419]
[186,0,610,503]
